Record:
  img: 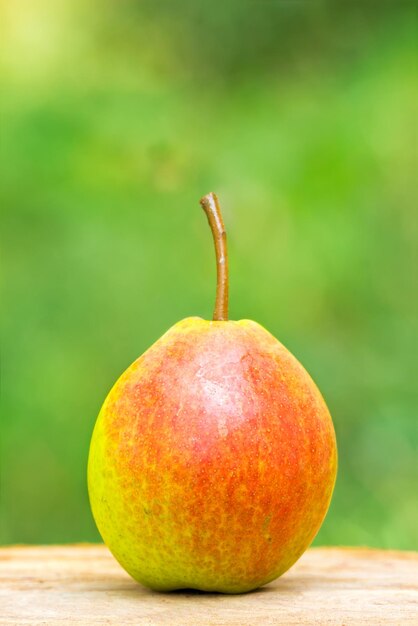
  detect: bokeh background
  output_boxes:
[1,0,417,548]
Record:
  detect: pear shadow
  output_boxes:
[158,584,272,597]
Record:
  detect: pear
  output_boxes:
[88,193,337,593]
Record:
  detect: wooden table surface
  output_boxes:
[1,545,417,625]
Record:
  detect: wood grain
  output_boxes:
[0,545,417,625]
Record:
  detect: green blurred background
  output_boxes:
[1,0,417,548]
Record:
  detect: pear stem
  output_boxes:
[200,192,229,321]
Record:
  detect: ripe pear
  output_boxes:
[88,193,337,593]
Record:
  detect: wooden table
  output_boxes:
[1,545,417,625]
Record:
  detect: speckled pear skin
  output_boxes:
[88,317,337,593]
